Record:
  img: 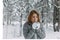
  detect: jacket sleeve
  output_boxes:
[23,23,35,39]
[37,26,46,39]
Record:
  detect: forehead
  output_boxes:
[32,13,38,16]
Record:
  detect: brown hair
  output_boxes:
[28,10,40,23]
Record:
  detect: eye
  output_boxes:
[32,16,35,18]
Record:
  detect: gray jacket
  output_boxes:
[23,22,46,39]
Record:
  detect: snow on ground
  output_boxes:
[45,32,60,39]
[3,21,60,39]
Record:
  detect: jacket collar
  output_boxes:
[27,22,32,25]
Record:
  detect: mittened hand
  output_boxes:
[32,22,40,29]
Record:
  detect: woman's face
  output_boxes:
[31,13,38,23]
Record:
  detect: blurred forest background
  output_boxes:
[3,0,60,39]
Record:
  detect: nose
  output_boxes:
[34,17,37,22]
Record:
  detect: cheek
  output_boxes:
[37,18,38,20]
[35,18,38,21]
[36,18,38,20]
[31,18,34,21]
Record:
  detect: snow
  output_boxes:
[3,21,60,39]
[45,32,60,39]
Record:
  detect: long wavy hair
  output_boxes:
[28,10,40,23]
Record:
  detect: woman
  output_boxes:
[23,10,46,39]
